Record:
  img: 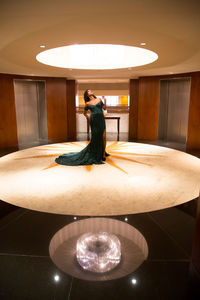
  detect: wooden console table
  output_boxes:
[87,116,120,141]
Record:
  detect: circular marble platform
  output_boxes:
[0,141,199,216]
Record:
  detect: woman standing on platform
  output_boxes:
[84,90,109,160]
[55,89,109,166]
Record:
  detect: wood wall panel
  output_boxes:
[187,72,200,149]
[137,77,160,140]
[128,79,139,140]
[66,80,77,141]
[0,74,18,148]
[191,197,200,278]
[46,78,68,141]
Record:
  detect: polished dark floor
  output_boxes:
[0,133,200,300]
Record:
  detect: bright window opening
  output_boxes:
[76,96,129,107]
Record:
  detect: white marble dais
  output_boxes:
[0,141,199,216]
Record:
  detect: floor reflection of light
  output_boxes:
[76,232,121,273]
[128,175,158,186]
[54,274,60,282]
[131,278,137,285]
[49,218,149,281]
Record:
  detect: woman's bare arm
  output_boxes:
[101,96,107,110]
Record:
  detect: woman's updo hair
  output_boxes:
[84,90,97,103]
[84,90,90,103]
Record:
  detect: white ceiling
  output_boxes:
[1,0,200,82]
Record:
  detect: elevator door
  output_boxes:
[158,78,191,144]
[14,80,48,148]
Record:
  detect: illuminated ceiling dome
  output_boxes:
[36,44,158,70]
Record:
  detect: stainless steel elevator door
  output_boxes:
[14,80,48,148]
[158,78,191,144]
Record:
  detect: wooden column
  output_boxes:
[0,74,18,148]
[191,196,200,279]
[137,77,160,140]
[187,72,200,150]
[66,79,77,141]
[128,79,139,141]
[46,78,68,141]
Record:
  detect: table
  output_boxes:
[87,116,120,141]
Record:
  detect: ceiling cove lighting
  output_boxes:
[36,44,158,70]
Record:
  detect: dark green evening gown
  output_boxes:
[55,100,110,165]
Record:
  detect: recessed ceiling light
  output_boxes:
[40,45,46,48]
[140,42,146,46]
[36,44,158,70]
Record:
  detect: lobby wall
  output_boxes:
[0,74,18,148]
[129,71,200,149]
[1,71,200,149]
[0,74,77,149]
[187,72,200,149]
[137,76,160,140]
[45,77,68,141]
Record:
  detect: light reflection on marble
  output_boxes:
[0,141,199,215]
[76,232,121,273]
[49,217,148,281]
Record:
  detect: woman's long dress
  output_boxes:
[55,100,109,165]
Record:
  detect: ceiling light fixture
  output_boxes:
[40,45,46,48]
[140,42,146,46]
[36,44,158,70]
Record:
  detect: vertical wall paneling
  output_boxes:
[187,72,200,149]
[157,80,169,140]
[158,78,191,144]
[191,197,200,280]
[37,81,48,141]
[46,78,68,141]
[0,74,18,148]
[128,79,139,140]
[66,79,77,141]
[14,80,48,148]
[167,78,191,143]
[137,77,160,140]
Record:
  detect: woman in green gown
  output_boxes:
[55,90,110,166]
